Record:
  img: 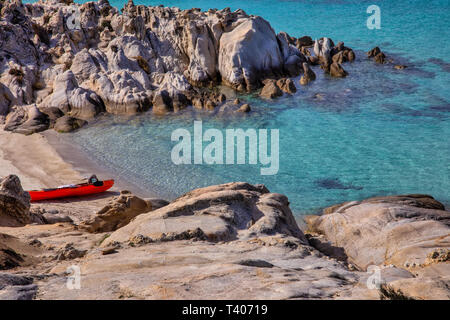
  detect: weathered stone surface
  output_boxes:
[0,175,31,226]
[103,182,306,246]
[308,194,450,270]
[0,273,37,300]
[4,105,49,135]
[33,183,359,300]
[219,17,284,91]
[80,191,152,233]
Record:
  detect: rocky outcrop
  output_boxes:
[0,175,31,226]
[35,182,359,299]
[103,182,306,246]
[307,194,449,270]
[306,194,450,300]
[218,17,284,91]
[329,62,348,78]
[1,178,448,299]
[260,80,283,99]
[79,190,152,233]
[0,1,357,133]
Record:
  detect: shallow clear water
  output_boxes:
[44,0,450,214]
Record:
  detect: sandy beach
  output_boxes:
[0,125,83,190]
[0,126,123,224]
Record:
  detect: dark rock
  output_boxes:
[235,259,274,268]
[284,54,303,77]
[374,52,386,64]
[237,104,251,113]
[0,175,31,226]
[345,49,355,62]
[152,90,172,115]
[0,274,37,300]
[332,51,345,64]
[145,198,170,210]
[367,46,381,57]
[43,213,73,224]
[300,62,316,85]
[329,62,348,77]
[55,243,87,261]
[276,78,297,94]
[296,36,314,47]
[172,92,189,112]
[308,56,320,65]
[102,247,118,255]
[54,115,87,133]
[260,80,283,99]
[4,105,49,135]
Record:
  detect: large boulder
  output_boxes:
[0,175,31,226]
[307,194,450,270]
[4,105,49,135]
[39,71,104,120]
[103,182,306,246]
[218,17,284,91]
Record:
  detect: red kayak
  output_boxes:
[28,180,114,202]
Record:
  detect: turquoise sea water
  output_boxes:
[42,0,450,214]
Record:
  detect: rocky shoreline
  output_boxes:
[0,173,448,299]
[1,0,447,301]
[0,0,403,135]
